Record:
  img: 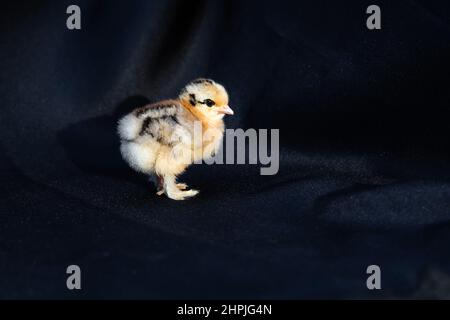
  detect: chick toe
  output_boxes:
[183,189,199,198]
[166,189,199,201]
[176,183,188,190]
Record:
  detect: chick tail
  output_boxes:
[117,113,142,141]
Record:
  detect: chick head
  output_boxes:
[179,78,233,121]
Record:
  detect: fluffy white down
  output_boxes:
[117,113,141,140]
[120,141,157,174]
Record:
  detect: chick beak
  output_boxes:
[218,105,234,115]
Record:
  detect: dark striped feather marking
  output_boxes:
[135,102,178,118]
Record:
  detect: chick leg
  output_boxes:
[156,175,165,196]
[163,175,198,200]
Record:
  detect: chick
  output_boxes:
[118,79,233,200]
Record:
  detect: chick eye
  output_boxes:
[204,99,215,107]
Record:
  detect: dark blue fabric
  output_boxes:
[1,0,450,298]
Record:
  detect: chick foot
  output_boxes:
[166,189,199,201]
[161,175,198,200]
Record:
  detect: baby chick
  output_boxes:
[118,79,233,200]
